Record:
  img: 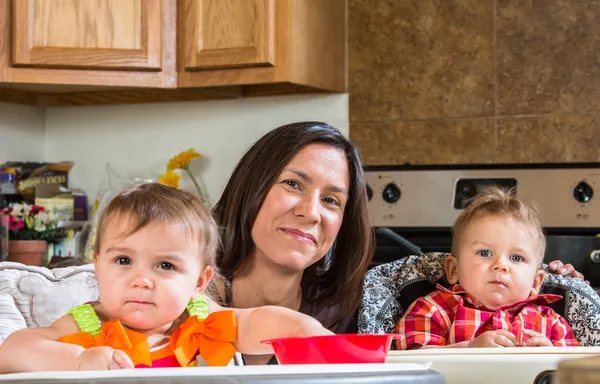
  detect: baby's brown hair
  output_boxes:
[451,186,546,264]
[94,183,219,267]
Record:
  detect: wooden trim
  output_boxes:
[182,0,199,68]
[11,0,163,71]
[0,82,326,107]
[17,47,157,71]
[145,0,162,68]
[287,0,347,92]
[33,88,228,106]
[10,0,31,65]
[0,87,39,105]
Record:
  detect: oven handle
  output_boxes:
[375,227,425,256]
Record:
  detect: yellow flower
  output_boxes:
[167,148,201,171]
[158,170,181,188]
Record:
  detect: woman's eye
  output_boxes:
[284,180,300,189]
[115,257,131,265]
[323,197,340,206]
[510,255,523,263]
[478,249,491,257]
[159,262,175,270]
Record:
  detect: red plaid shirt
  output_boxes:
[396,284,579,349]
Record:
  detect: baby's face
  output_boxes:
[94,214,211,332]
[447,214,545,310]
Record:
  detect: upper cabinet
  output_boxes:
[178,0,347,94]
[180,0,275,71]
[12,0,162,71]
[0,0,346,106]
[0,0,177,93]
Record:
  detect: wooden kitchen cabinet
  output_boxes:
[178,0,347,94]
[0,0,346,107]
[12,0,163,71]
[180,0,275,71]
[0,0,178,91]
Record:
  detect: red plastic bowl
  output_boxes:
[261,333,400,365]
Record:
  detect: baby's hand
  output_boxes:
[521,329,553,347]
[75,346,134,370]
[468,330,518,348]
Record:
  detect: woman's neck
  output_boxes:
[231,257,303,311]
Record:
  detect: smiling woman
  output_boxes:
[210,122,375,365]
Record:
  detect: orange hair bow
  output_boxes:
[59,320,152,366]
[170,310,238,367]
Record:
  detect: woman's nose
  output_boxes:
[294,194,320,223]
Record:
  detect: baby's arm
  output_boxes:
[0,315,84,373]
[0,314,134,373]
[396,297,453,349]
[208,299,333,355]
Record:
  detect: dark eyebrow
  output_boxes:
[283,167,348,195]
[284,167,312,183]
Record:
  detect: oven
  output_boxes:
[365,163,600,287]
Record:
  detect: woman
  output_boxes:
[210,122,372,364]
[210,122,584,365]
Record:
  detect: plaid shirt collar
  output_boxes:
[436,283,563,312]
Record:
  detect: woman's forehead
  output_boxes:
[284,144,350,186]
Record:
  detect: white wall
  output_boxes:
[0,102,46,163]
[45,94,349,204]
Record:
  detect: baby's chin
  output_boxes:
[116,308,167,331]
[479,292,514,311]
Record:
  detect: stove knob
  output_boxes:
[382,183,401,203]
[366,184,373,201]
[573,181,594,203]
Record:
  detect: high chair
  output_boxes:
[359,252,600,384]
[0,261,247,367]
[359,252,600,345]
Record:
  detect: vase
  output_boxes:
[8,240,47,266]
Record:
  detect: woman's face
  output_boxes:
[250,144,350,273]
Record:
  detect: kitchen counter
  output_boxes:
[387,346,600,384]
[0,364,442,384]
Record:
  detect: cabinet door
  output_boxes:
[180,0,275,71]
[12,0,162,71]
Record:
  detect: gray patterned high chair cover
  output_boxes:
[358,252,600,347]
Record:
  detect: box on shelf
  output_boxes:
[34,184,88,223]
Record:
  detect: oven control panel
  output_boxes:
[366,166,600,228]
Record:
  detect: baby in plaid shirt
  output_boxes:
[396,186,579,349]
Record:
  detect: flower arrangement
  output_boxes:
[158,148,208,202]
[1,203,66,243]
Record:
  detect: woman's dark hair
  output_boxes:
[212,122,374,329]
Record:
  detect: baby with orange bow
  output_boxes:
[0,183,333,372]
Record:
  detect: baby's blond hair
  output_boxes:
[94,183,219,267]
[452,186,546,265]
